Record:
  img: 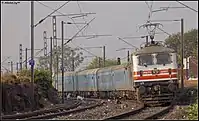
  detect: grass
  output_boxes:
[186,99,198,120]
[1,72,30,84]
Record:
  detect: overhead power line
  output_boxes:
[117,37,138,49]
[37,1,89,36]
[34,1,70,27]
[157,27,172,36]
[71,42,99,57]
[176,1,198,12]
[24,17,96,65]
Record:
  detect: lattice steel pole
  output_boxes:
[50,37,53,83]
[52,16,59,90]
[19,44,23,71]
[43,31,48,57]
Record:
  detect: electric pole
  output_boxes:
[103,46,105,67]
[30,1,35,110]
[19,44,23,71]
[8,61,13,73]
[25,48,28,69]
[98,57,101,68]
[181,18,184,89]
[50,37,53,83]
[52,16,59,90]
[145,36,149,46]
[16,62,19,73]
[43,31,48,70]
[127,51,130,62]
[43,31,48,57]
[61,21,64,104]
[117,57,121,65]
[71,50,75,71]
[11,61,13,73]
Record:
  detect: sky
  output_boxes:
[1,1,198,72]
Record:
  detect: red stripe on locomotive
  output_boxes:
[133,74,177,80]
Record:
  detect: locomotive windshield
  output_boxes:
[156,53,172,65]
[138,54,154,66]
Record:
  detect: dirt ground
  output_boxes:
[184,80,198,87]
[162,105,189,120]
[162,81,198,120]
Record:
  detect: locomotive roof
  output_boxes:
[133,45,175,55]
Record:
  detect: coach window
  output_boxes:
[138,54,154,66]
[156,53,171,65]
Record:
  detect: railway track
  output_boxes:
[1,98,103,120]
[102,89,191,120]
[102,102,174,120]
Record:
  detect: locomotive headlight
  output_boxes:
[138,86,146,94]
[168,83,176,92]
[153,85,160,91]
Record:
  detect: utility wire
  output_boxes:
[28,17,96,65]
[64,17,96,45]
[118,37,138,49]
[24,17,95,66]
[77,1,86,21]
[176,1,198,12]
[76,1,99,38]
[71,42,99,57]
[76,1,87,35]
[34,1,70,27]
[23,18,95,66]
[157,27,172,36]
[37,1,86,36]
[1,56,11,65]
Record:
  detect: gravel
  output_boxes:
[123,106,169,120]
[161,105,188,120]
[54,99,139,120]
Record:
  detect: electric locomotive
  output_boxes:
[132,36,179,103]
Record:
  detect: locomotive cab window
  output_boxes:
[138,54,154,66]
[156,53,172,65]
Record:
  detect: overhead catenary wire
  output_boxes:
[37,1,87,36]
[23,17,95,67]
[34,1,70,27]
[75,1,99,38]
[71,42,99,58]
[38,1,108,40]
[157,27,172,36]
[25,17,96,66]
[64,17,96,45]
[118,37,138,49]
[176,1,198,12]
[76,1,87,35]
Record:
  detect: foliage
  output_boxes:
[17,69,31,77]
[164,29,198,63]
[187,99,198,120]
[1,73,19,84]
[86,57,118,69]
[34,69,53,98]
[37,45,84,74]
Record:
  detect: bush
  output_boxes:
[187,99,198,120]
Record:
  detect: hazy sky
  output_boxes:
[1,1,198,71]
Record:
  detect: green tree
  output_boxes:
[37,45,84,73]
[165,29,198,63]
[86,57,118,69]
